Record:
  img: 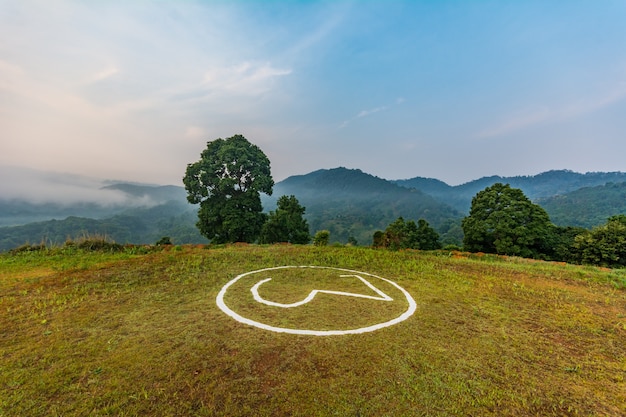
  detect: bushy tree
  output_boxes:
[373,217,441,250]
[183,135,273,243]
[572,215,626,267]
[462,183,552,258]
[259,195,310,244]
[313,230,330,246]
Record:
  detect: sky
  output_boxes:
[1,0,626,190]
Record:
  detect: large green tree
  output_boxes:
[259,195,310,244]
[571,215,626,267]
[373,217,441,250]
[462,183,552,258]
[183,135,273,243]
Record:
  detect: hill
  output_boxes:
[264,167,462,245]
[0,182,206,251]
[538,181,626,227]
[1,245,624,416]
[3,167,626,251]
[395,169,626,214]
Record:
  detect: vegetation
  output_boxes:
[539,181,626,228]
[373,217,441,250]
[183,135,274,243]
[462,183,553,259]
[313,230,330,246]
[259,195,310,244]
[1,244,624,416]
[267,167,462,245]
[571,215,626,268]
[395,169,626,214]
[0,202,206,252]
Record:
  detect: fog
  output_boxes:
[0,165,158,207]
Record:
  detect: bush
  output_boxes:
[9,243,47,255]
[67,234,124,252]
[313,230,330,246]
[156,236,173,245]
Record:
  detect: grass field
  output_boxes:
[1,244,625,416]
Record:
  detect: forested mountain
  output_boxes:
[0,184,206,251]
[2,167,626,251]
[263,167,462,245]
[395,170,626,213]
[538,182,626,228]
[0,183,188,228]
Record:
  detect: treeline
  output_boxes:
[460,183,626,268]
[370,182,626,269]
[538,181,626,228]
[0,201,207,251]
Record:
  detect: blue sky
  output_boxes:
[1,0,626,188]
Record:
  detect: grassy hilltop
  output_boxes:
[1,245,625,416]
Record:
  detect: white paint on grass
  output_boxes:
[216,266,417,336]
[251,274,393,308]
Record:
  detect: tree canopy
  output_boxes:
[183,135,273,243]
[259,195,310,244]
[571,215,626,268]
[373,217,441,250]
[462,183,552,258]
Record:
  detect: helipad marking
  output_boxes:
[250,274,393,308]
[216,266,416,336]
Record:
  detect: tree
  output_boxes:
[373,217,441,250]
[259,195,310,244]
[183,135,273,243]
[313,230,330,246]
[572,215,626,267]
[462,183,552,258]
[414,219,442,250]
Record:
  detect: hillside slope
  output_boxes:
[538,181,626,227]
[265,167,462,245]
[1,245,624,416]
[395,170,626,213]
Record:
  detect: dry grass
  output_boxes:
[1,245,624,416]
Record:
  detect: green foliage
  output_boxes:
[539,181,626,228]
[183,135,273,243]
[396,169,626,214]
[268,167,462,246]
[0,202,207,253]
[75,238,124,252]
[374,217,441,250]
[156,236,172,245]
[259,195,310,244]
[313,230,330,246]
[462,183,553,258]
[572,215,626,267]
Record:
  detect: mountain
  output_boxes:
[0,180,206,251]
[263,167,463,245]
[0,165,189,228]
[3,166,626,252]
[537,181,626,228]
[395,170,626,213]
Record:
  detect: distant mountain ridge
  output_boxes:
[2,166,626,251]
[394,169,626,212]
[264,167,463,245]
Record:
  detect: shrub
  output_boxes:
[313,230,330,246]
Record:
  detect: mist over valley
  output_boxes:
[2,165,626,252]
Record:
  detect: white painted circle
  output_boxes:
[216,266,417,336]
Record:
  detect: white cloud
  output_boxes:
[202,61,292,96]
[340,106,388,128]
[86,66,120,84]
[477,81,626,138]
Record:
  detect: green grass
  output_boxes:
[1,245,625,416]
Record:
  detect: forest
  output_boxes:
[2,167,626,268]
